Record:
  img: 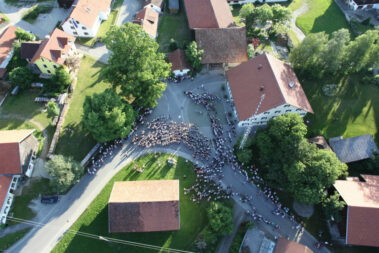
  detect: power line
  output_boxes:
[8,217,193,253]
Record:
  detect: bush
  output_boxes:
[6,41,28,72]
[22,5,53,23]
[169,38,178,52]
[362,17,371,26]
[47,101,60,118]
[15,28,35,41]
[44,67,72,93]
[207,201,233,237]
[9,67,34,90]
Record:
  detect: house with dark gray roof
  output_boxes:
[329,134,378,163]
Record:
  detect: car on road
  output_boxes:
[41,195,59,204]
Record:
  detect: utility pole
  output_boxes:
[239,93,265,149]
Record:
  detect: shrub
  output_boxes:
[15,28,35,41]
[9,67,34,90]
[362,17,371,26]
[47,101,60,118]
[45,67,72,93]
[169,38,178,52]
[22,5,53,23]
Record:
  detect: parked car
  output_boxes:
[41,195,59,204]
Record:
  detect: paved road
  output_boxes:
[290,0,309,42]
[116,0,143,26]
[75,43,110,64]
[8,77,330,253]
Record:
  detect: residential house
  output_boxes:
[274,237,313,253]
[347,0,379,10]
[228,0,288,5]
[168,0,179,13]
[0,26,17,79]
[0,129,39,224]
[61,0,112,38]
[167,49,191,76]
[20,41,43,62]
[226,53,313,127]
[108,180,180,233]
[144,0,165,13]
[133,7,159,39]
[29,28,76,75]
[329,134,378,163]
[334,175,379,247]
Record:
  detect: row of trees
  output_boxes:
[290,28,379,79]
[240,113,348,205]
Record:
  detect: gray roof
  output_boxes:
[169,0,179,10]
[329,135,379,163]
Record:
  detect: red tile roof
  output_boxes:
[68,0,112,29]
[31,28,75,65]
[108,180,180,233]
[334,176,379,247]
[168,49,190,72]
[226,53,313,121]
[133,7,159,38]
[274,237,313,253]
[0,176,12,210]
[183,0,235,29]
[0,26,17,77]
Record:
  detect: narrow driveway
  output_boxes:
[116,0,143,26]
[75,43,110,64]
[290,0,309,42]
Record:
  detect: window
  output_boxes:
[47,70,51,73]
[274,110,281,113]
[82,26,87,30]
[53,65,57,69]
[69,20,72,24]
[285,110,292,112]
[296,108,302,111]
[261,117,267,120]
[41,58,44,62]
[73,32,78,35]
[84,32,89,35]
[70,26,75,29]
[284,105,290,108]
[263,112,270,115]
[43,64,47,68]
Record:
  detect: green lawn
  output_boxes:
[0,228,31,251]
[157,9,192,52]
[296,0,350,35]
[77,10,118,47]
[55,56,110,161]
[303,75,379,143]
[52,154,208,253]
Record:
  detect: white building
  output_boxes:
[226,53,313,127]
[228,0,288,5]
[61,0,112,38]
[0,26,17,79]
[347,0,379,10]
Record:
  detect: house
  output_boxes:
[167,49,191,76]
[226,53,313,127]
[183,0,235,29]
[108,180,180,233]
[144,0,165,13]
[228,0,288,5]
[274,237,313,253]
[133,7,159,39]
[20,41,42,62]
[0,26,17,79]
[30,28,76,75]
[0,129,39,224]
[334,175,379,247]
[195,27,248,65]
[168,0,179,13]
[347,0,379,10]
[61,0,112,38]
[308,136,332,151]
[329,134,378,163]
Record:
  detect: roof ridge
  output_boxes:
[208,0,220,28]
[264,53,287,107]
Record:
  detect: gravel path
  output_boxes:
[290,0,309,42]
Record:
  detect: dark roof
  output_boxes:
[195,27,248,64]
[353,0,379,5]
[334,175,379,247]
[329,134,378,163]
[21,41,42,60]
[168,49,190,72]
[274,237,313,253]
[108,180,180,233]
[183,0,235,29]
[226,53,313,121]
[169,0,179,10]
[308,136,332,151]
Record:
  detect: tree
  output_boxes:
[83,89,135,143]
[185,41,204,73]
[251,4,273,25]
[239,3,255,20]
[9,67,34,90]
[322,192,346,222]
[253,114,348,204]
[271,4,291,25]
[6,41,28,72]
[15,28,35,41]
[46,155,83,193]
[45,67,72,93]
[207,202,233,236]
[102,23,170,108]
[47,101,59,118]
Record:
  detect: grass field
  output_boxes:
[55,56,110,161]
[157,9,192,52]
[0,228,31,251]
[296,0,350,35]
[303,75,379,144]
[52,154,208,253]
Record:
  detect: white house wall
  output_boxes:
[229,0,287,5]
[62,17,98,38]
[0,49,14,69]
[348,0,379,10]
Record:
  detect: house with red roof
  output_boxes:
[108,180,180,233]
[61,0,112,38]
[274,237,313,253]
[226,53,313,127]
[334,175,379,248]
[0,26,17,79]
[0,129,39,224]
[133,7,160,39]
[167,49,191,77]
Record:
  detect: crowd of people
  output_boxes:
[87,139,123,174]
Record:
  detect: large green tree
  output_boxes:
[102,23,170,108]
[253,113,348,204]
[83,89,135,143]
[321,192,346,222]
[46,155,83,193]
[207,202,233,236]
[271,4,292,25]
[9,66,34,90]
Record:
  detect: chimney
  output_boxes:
[45,35,50,40]
[260,86,264,92]
[258,64,262,70]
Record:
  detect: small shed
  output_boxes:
[167,49,190,77]
[329,134,379,163]
[169,0,179,13]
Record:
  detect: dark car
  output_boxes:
[41,195,59,204]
